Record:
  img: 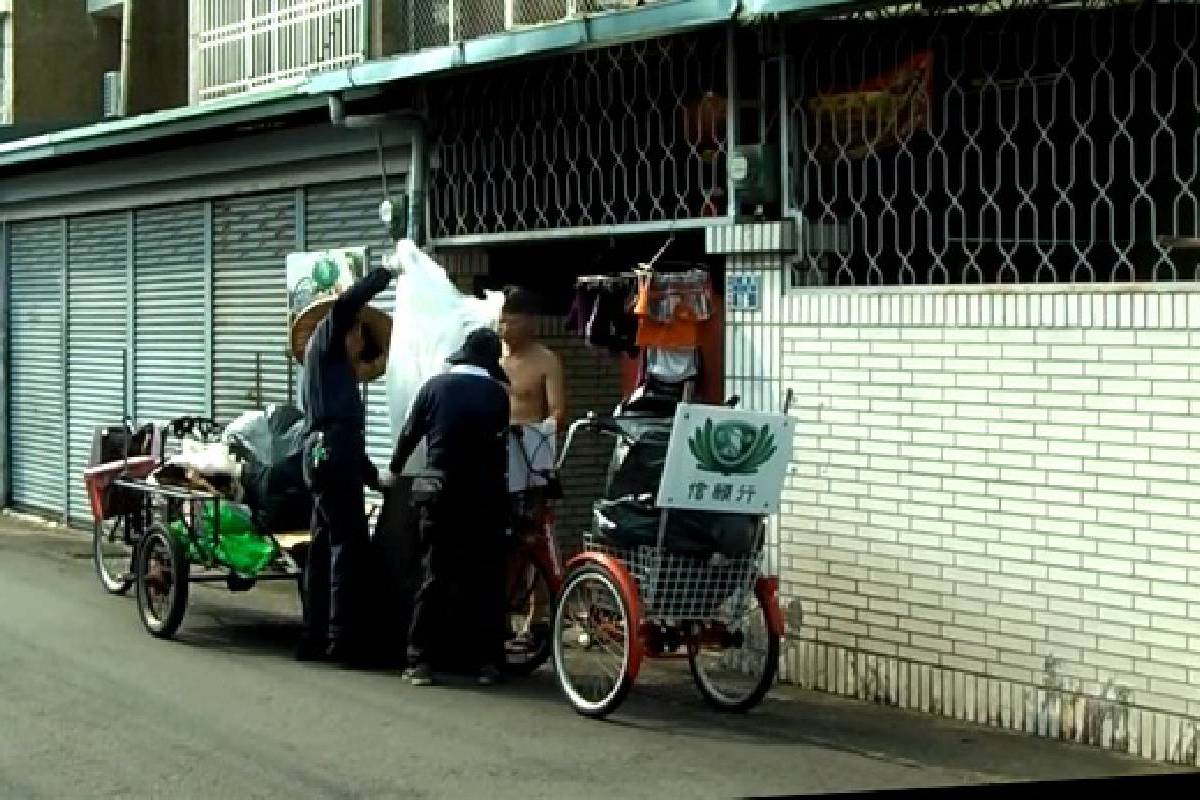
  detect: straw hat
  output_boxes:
[290,296,393,383]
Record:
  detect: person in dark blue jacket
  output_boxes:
[385,327,512,686]
[294,264,397,664]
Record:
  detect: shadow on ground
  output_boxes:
[169,592,1179,785]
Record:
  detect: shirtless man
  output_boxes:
[498,288,565,653]
[499,288,566,434]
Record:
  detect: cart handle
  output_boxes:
[555,412,639,471]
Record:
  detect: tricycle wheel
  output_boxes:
[687,593,779,713]
[135,525,190,639]
[504,554,554,677]
[93,516,134,595]
[552,564,637,719]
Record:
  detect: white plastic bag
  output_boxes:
[386,240,505,475]
[507,421,557,494]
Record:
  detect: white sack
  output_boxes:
[386,240,505,475]
[507,421,557,494]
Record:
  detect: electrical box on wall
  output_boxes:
[729,144,780,208]
[102,71,123,118]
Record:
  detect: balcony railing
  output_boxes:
[397,0,643,53]
[195,0,369,102]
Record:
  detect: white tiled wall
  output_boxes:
[726,263,1200,766]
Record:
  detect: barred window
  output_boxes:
[786,0,1200,286]
[427,30,730,240]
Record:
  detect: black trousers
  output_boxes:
[407,496,508,671]
[303,477,369,646]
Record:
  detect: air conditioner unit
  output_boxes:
[102,71,123,118]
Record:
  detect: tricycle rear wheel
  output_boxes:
[93,516,134,595]
[687,593,779,713]
[135,525,190,639]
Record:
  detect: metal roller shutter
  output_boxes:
[8,220,65,516]
[66,214,129,525]
[212,192,295,424]
[302,179,396,473]
[133,204,208,424]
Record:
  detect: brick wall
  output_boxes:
[540,317,624,550]
[726,262,1200,765]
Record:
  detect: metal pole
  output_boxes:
[60,219,70,523]
[126,210,136,421]
[725,22,739,220]
[408,119,426,246]
[0,221,9,509]
[778,34,793,219]
[292,187,306,405]
[203,201,214,419]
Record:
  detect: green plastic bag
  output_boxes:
[170,503,277,578]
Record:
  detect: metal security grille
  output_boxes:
[398,0,649,53]
[195,0,369,102]
[428,31,730,240]
[67,214,129,525]
[134,204,209,424]
[212,192,295,424]
[784,0,1200,286]
[8,221,64,516]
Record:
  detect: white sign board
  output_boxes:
[286,247,368,316]
[656,404,792,514]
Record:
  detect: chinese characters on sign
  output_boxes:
[687,481,759,506]
[658,404,792,514]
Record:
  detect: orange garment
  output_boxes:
[637,317,701,348]
[634,272,712,348]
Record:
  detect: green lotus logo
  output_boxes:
[311,257,339,290]
[688,419,777,476]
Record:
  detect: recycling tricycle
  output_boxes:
[545,394,793,718]
[85,414,315,638]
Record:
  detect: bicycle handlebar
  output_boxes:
[555,413,631,471]
[554,396,742,471]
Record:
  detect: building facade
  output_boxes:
[2,0,1200,768]
[1,0,187,127]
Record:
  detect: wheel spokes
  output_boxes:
[691,599,772,704]
[556,572,630,708]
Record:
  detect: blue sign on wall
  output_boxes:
[727,274,762,312]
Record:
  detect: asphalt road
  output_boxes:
[0,519,1181,799]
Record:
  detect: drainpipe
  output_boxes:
[406,123,426,249]
[327,94,426,246]
[120,0,135,116]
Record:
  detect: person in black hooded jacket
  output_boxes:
[384,327,511,687]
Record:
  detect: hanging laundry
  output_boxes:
[634,270,713,349]
[646,346,700,384]
[565,286,597,335]
[586,284,639,357]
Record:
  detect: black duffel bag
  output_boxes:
[590,497,760,558]
[604,418,672,501]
